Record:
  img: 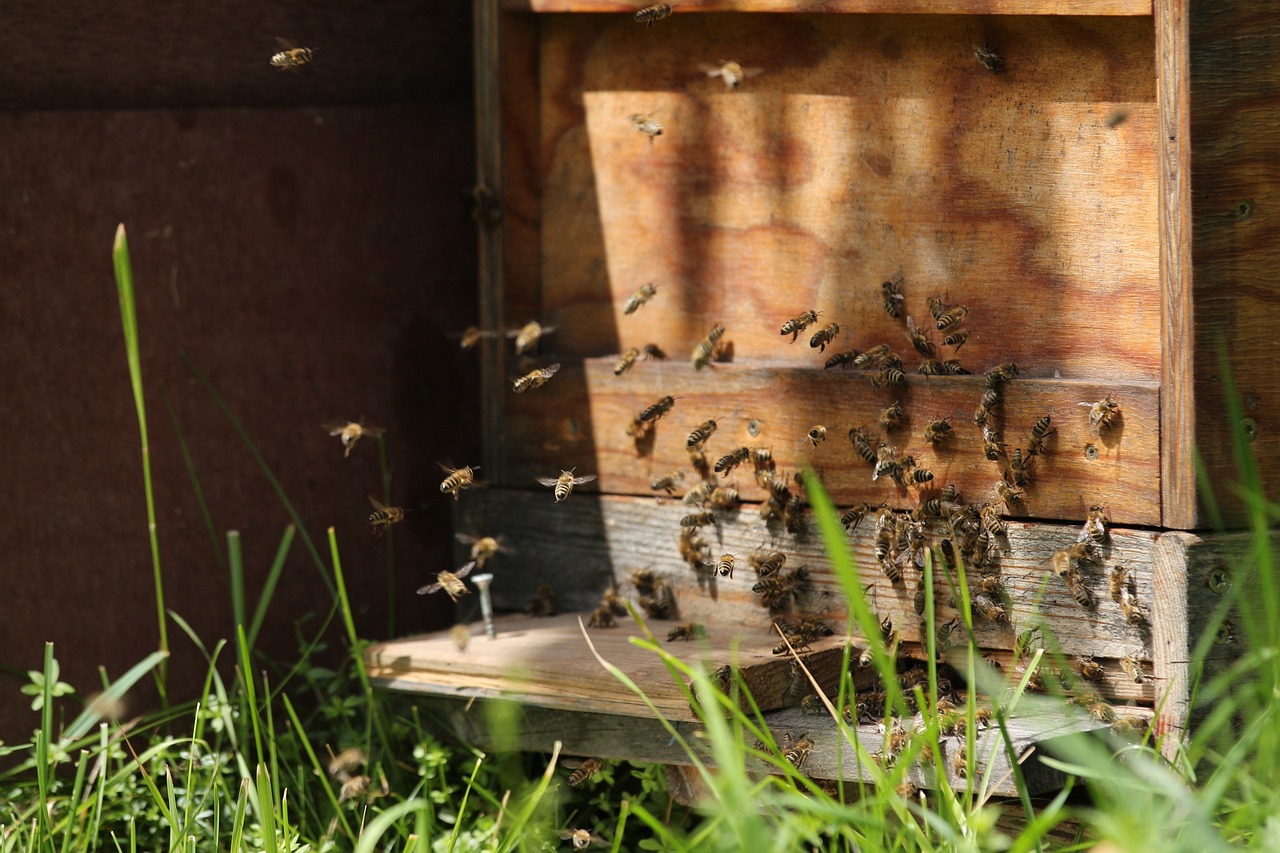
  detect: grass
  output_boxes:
[2,227,1278,851]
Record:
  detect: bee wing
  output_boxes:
[454,532,478,545]
[368,495,387,511]
[699,63,723,77]
[544,362,562,376]
[322,421,350,435]
[454,561,477,580]
[536,477,560,487]
[742,66,765,78]
[571,474,598,485]
[361,425,387,437]
[417,581,442,595]
[437,461,459,474]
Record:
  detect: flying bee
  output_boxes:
[1082,505,1109,547]
[634,3,674,26]
[715,446,753,476]
[882,272,906,318]
[623,282,657,314]
[682,480,716,506]
[630,112,663,143]
[780,310,820,342]
[678,528,710,570]
[974,44,1005,72]
[934,305,969,332]
[1086,699,1117,723]
[804,425,828,448]
[708,486,741,510]
[687,418,718,449]
[1074,655,1105,682]
[512,363,561,393]
[824,349,861,370]
[1082,396,1121,431]
[701,60,763,90]
[567,757,603,787]
[879,402,905,432]
[848,427,878,466]
[995,480,1025,508]
[906,316,936,358]
[270,37,314,70]
[322,419,386,458]
[367,496,406,536]
[525,582,559,617]
[587,606,616,628]
[537,469,597,502]
[680,511,715,528]
[972,593,1007,623]
[691,323,726,370]
[650,470,685,496]
[338,773,388,805]
[613,347,642,376]
[714,553,737,579]
[923,416,953,445]
[641,580,675,619]
[873,364,907,389]
[1119,654,1146,684]
[942,328,970,349]
[560,829,607,850]
[852,344,891,369]
[644,343,667,360]
[1027,415,1054,455]
[508,320,555,356]
[809,322,841,352]
[439,463,480,499]
[416,561,475,601]
[327,747,367,782]
[1008,447,1033,486]
[457,325,500,351]
[782,733,814,769]
[638,395,677,423]
[668,622,707,641]
[455,533,514,569]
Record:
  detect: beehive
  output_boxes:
[368,0,1277,784]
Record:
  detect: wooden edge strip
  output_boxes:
[502,0,1153,16]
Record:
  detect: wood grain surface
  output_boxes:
[505,1,1152,15]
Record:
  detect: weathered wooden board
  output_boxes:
[530,14,1158,385]
[505,360,1161,525]
[506,1,1153,16]
[452,490,1160,702]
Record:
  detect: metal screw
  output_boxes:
[747,419,761,437]
[1233,199,1255,220]
[1242,417,1259,443]
[471,574,496,638]
[1207,564,1231,594]
[1084,443,1099,460]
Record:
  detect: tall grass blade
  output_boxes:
[352,800,429,853]
[228,530,246,639]
[247,525,295,650]
[62,651,169,742]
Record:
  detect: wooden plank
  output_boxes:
[534,14,1159,386]
[505,360,1162,526]
[453,490,1159,702]
[1150,530,1194,754]
[505,1,1153,16]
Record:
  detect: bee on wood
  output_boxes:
[1074,655,1105,682]
[417,561,475,601]
[987,362,1020,386]
[1008,447,1033,487]
[840,501,876,533]
[809,322,841,352]
[715,446,752,476]
[878,402,905,433]
[714,553,737,579]
[644,343,667,360]
[587,606,616,628]
[512,363,561,393]
[641,579,675,619]
[270,37,314,70]
[925,294,949,321]
[508,320,555,356]
[614,347,642,376]
[682,480,716,506]
[773,633,811,655]
[825,349,861,370]
[995,480,1025,509]
[972,593,1007,623]
[796,618,833,639]
[951,742,969,779]
[701,59,764,90]
[1027,415,1054,456]
[942,328,970,349]
[750,447,774,469]
[1119,654,1146,684]
[803,425,828,448]
[882,272,906,318]
[943,358,971,375]
[629,567,657,595]
[906,316,936,358]
[852,344,892,369]
[848,427,878,466]
[923,416,953,445]
[873,363,907,389]
[1110,565,1145,625]
[537,469,597,502]
[634,3,674,26]
[680,511,715,528]
[567,757,603,787]
[908,467,935,485]
[781,494,805,534]
[650,470,685,496]
[935,305,969,332]
[623,282,657,314]
[708,486,741,510]
[918,359,946,376]
[678,529,710,571]
[1082,395,1121,432]
[979,503,1007,537]
[800,694,825,716]
[687,418,718,449]
[1082,505,1109,547]
[667,622,707,642]
[1062,566,1094,609]
[980,426,1003,461]
[524,582,558,617]
[782,733,815,769]
[456,534,513,570]
[692,323,726,370]
[973,388,1001,426]
[560,829,607,850]
[973,44,1004,73]
[638,395,677,424]
[780,310,820,343]
[630,112,663,143]
[323,419,386,458]
[367,496,406,536]
[602,585,628,616]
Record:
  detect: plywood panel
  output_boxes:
[533,14,1159,384]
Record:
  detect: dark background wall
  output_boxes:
[0,1,477,741]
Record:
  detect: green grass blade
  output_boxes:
[352,800,430,853]
[62,651,169,742]
[247,525,295,651]
[228,530,246,640]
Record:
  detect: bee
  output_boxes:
[678,529,710,570]
[625,416,651,439]
[644,343,667,360]
[909,467,935,484]
[773,633,812,655]
[973,388,1001,426]
[783,494,806,534]
[914,583,927,615]
[852,344,891,369]
[873,363,907,389]
[942,328,970,349]
[714,553,737,579]
[367,496,406,536]
[560,829,606,850]
[1074,655,1105,682]
[692,323,726,370]
[439,464,480,500]
[457,325,499,351]
[680,511,715,528]
[322,419,386,458]
[906,316,936,358]
[455,533,513,569]
[587,606,616,628]
[824,349,861,370]
[512,363,561,393]
[650,470,685,496]
[918,359,947,376]
[634,3,674,26]
[923,416,953,445]
[1027,415,1054,455]
[630,568,657,594]
[804,425,828,448]
[1063,567,1094,609]
[524,582,559,617]
[751,550,787,579]
[537,469,598,502]
[715,446,753,476]
[987,362,1020,385]
[840,501,875,533]
[630,112,663,143]
[687,419,718,449]
[951,742,969,779]
[417,561,475,601]
[270,37,314,70]
[339,773,388,805]
[1082,395,1121,432]
[508,320,555,356]
[1008,447,1033,486]
[878,402,905,432]
[614,347,642,376]
[995,480,1024,509]
[1082,505,1109,547]
[872,444,902,482]
[1112,715,1147,740]
[750,447,774,469]
[567,757,603,787]
[847,427,878,466]
[1119,654,1146,684]
[780,310,820,343]
[882,272,906,318]
[972,593,1007,623]
[709,486,741,510]
[327,747,367,782]
[979,503,1007,537]
[682,480,716,506]
[668,622,707,641]
[800,694,825,716]
[973,44,1004,73]
[935,305,969,332]
[623,282,657,314]
[701,59,764,90]
[795,618,834,639]
[638,395,677,424]
[809,323,841,352]
[641,579,675,619]
[782,733,815,769]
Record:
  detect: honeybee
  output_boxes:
[638,395,677,423]
[906,316,936,358]
[942,328,970,349]
[809,323,841,352]
[878,402,905,432]
[973,44,1004,73]
[566,757,603,787]
[587,606,616,628]
[1049,540,1094,576]
[934,306,968,332]
[873,362,907,389]
[623,282,657,314]
[1112,715,1147,740]
[979,502,1007,537]
[692,323,726,370]
[682,480,716,506]
[987,362,1020,385]
[614,347,642,376]
[1110,565,1145,624]
[943,359,970,375]
[1063,567,1094,609]
[804,425,828,447]
[882,272,906,318]
[840,501,875,533]
[439,463,479,499]
[641,579,675,618]
[974,388,1001,424]
[852,344,891,369]
[339,773,388,805]
[680,511,715,528]
[1074,655,1105,682]
[979,426,1002,461]
[678,528,710,570]
[455,533,513,569]
[644,343,667,360]
[650,470,685,496]
[668,622,707,641]
[630,112,663,143]
[367,496,406,536]
[909,467,935,484]
[709,486,741,510]
[323,419,386,458]
[525,582,559,617]
[847,427,877,466]
[918,359,947,376]
[972,593,1007,623]
[537,469,598,502]
[417,561,475,601]
[923,416,953,445]
[512,363,561,393]
[782,733,814,769]
[1082,505,1109,547]
[713,553,737,579]
[773,632,811,655]
[715,446,752,476]
[560,828,607,849]
[800,694,825,716]
[1027,415,1054,455]
[1008,447,1033,486]
[270,38,314,70]
[634,3,674,26]
[327,746,367,781]
[1119,654,1146,684]
[1083,696,1117,723]
[995,480,1024,508]
[780,310,820,342]
[508,320,555,356]
[951,742,969,779]
[457,325,499,351]
[750,446,774,469]
[825,349,861,370]
[1082,396,1121,432]
[687,419,718,449]
[701,59,763,90]
[751,550,787,579]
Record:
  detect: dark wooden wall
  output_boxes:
[0,1,476,742]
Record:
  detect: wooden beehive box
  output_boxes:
[368,0,1278,784]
